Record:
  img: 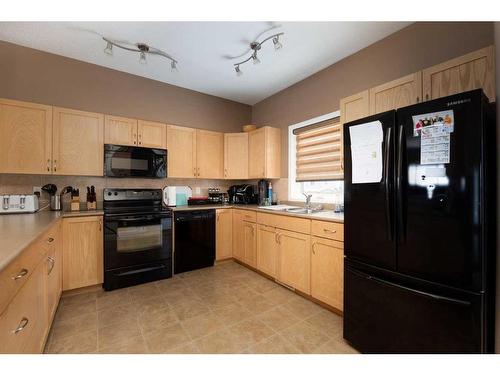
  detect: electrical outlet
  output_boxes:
[195,187,201,195]
[33,186,42,196]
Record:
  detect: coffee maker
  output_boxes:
[227,184,256,204]
[257,180,269,206]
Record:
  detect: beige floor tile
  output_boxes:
[228,318,275,347]
[248,334,301,354]
[284,296,326,319]
[98,335,149,354]
[261,285,296,304]
[239,295,275,315]
[97,320,142,349]
[167,342,200,354]
[51,312,98,340]
[212,302,252,326]
[144,323,191,353]
[55,300,97,322]
[47,330,97,354]
[155,277,187,291]
[194,328,247,354]
[128,282,162,302]
[161,287,201,305]
[305,310,343,339]
[248,278,278,294]
[230,286,261,302]
[96,288,132,311]
[181,312,226,340]
[134,295,170,316]
[256,306,300,332]
[280,321,330,353]
[172,300,210,321]
[313,338,359,354]
[61,292,98,307]
[97,303,138,328]
[138,306,179,333]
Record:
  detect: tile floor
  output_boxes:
[44,261,358,354]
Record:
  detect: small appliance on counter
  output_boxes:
[42,183,60,210]
[227,184,257,204]
[0,194,39,214]
[162,185,192,207]
[257,179,270,205]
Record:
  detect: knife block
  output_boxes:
[70,199,80,211]
[86,201,96,210]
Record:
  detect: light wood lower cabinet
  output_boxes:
[45,223,62,327]
[232,210,245,261]
[276,228,311,294]
[216,209,233,260]
[311,236,344,311]
[62,216,103,291]
[256,224,278,278]
[243,221,257,267]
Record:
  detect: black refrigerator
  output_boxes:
[343,89,496,353]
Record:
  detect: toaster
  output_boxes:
[0,194,39,214]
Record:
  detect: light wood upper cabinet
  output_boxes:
[277,228,311,294]
[224,132,249,179]
[167,125,197,178]
[423,46,495,102]
[216,209,233,260]
[369,72,422,115]
[232,210,245,261]
[53,107,104,176]
[340,90,370,125]
[248,126,281,179]
[243,221,257,267]
[196,129,224,179]
[0,98,52,174]
[62,216,103,291]
[104,115,138,146]
[137,120,166,149]
[311,236,344,311]
[256,224,278,278]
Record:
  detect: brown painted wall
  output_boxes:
[252,22,494,177]
[0,40,251,132]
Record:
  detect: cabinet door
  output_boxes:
[0,98,52,174]
[340,90,370,124]
[46,223,62,326]
[52,107,104,176]
[166,125,197,178]
[369,72,422,115]
[0,262,47,354]
[232,210,245,261]
[311,236,344,311]
[196,129,224,179]
[277,229,311,294]
[243,221,257,267]
[216,209,233,260]
[137,120,166,149]
[248,128,266,178]
[224,132,248,179]
[62,216,103,291]
[256,224,278,278]
[422,45,495,102]
[104,115,138,146]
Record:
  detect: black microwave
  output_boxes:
[104,144,167,178]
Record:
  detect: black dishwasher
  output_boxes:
[174,210,216,274]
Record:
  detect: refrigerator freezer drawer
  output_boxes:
[343,263,486,353]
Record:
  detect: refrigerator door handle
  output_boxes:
[384,127,392,241]
[397,124,405,243]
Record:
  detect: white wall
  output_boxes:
[495,22,500,353]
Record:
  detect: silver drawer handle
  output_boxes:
[12,268,28,280]
[323,228,337,233]
[47,256,55,275]
[13,317,29,334]
[47,237,54,243]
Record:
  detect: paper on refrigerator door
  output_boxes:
[349,120,384,184]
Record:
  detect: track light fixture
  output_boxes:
[102,37,178,71]
[233,32,284,76]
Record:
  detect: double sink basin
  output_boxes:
[257,205,323,215]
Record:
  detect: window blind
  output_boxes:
[295,117,343,182]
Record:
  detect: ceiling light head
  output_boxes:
[104,41,113,56]
[252,52,261,65]
[235,65,243,77]
[139,51,147,65]
[171,60,178,72]
[273,36,283,51]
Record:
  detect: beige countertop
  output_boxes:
[0,209,103,273]
[171,204,344,223]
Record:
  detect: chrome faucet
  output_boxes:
[303,193,313,211]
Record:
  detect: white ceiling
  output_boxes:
[0,22,411,105]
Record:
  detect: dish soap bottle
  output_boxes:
[268,182,273,205]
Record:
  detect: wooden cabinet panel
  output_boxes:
[0,98,52,174]
[104,115,138,146]
[423,46,495,102]
[257,212,310,235]
[53,107,104,176]
[256,224,278,278]
[369,72,422,115]
[340,90,370,124]
[45,222,62,327]
[242,221,257,267]
[232,210,245,261]
[0,262,47,354]
[224,132,249,179]
[167,125,197,178]
[277,229,311,294]
[62,216,103,291]
[216,209,233,260]
[248,127,281,179]
[138,120,166,149]
[196,129,224,179]
[311,236,344,311]
[311,220,343,241]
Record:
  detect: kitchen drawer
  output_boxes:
[311,220,344,241]
[0,262,47,353]
[0,231,52,315]
[234,209,257,223]
[257,212,311,234]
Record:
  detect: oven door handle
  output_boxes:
[106,216,159,223]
